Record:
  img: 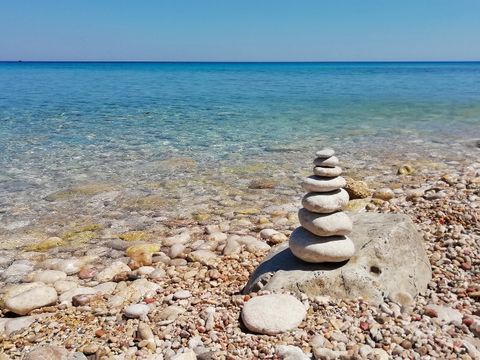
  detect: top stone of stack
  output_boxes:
[289,149,355,263]
[315,148,335,158]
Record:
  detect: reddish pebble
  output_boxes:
[78,267,96,280]
[197,325,206,333]
[95,329,106,337]
[359,321,369,330]
[144,297,156,304]
[461,262,472,270]
[424,307,438,318]
[463,317,474,326]
[72,294,94,307]
[243,295,250,302]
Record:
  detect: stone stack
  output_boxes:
[289,149,355,263]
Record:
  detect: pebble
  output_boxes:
[298,208,352,236]
[187,250,218,265]
[124,303,150,319]
[59,287,97,305]
[5,285,58,315]
[173,290,192,299]
[53,279,78,294]
[95,261,131,282]
[223,237,242,255]
[72,294,94,306]
[315,148,335,158]
[54,258,93,275]
[148,268,166,280]
[302,189,349,213]
[28,270,67,284]
[2,261,34,283]
[345,178,372,199]
[237,235,271,252]
[373,187,395,201]
[3,316,36,336]
[312,348,349,360]
[163,232,191,246]
[207,232,228,242]
[78,266,96,279]
[276,345,310,360]
[241,294,306,335]
[24,346,69,360]
[302,176,346,193]
[424,304,462,325]
[169,244,186,258]
[138,322,156,351]
[157,305,186,325]
[313,166,342,177]
[313,156,339,167]
[93,281,117,295]
[171,348,197,360]
[289,228,355,263]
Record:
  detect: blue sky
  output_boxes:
[1,0,479,61]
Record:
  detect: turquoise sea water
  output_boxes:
[0,62,479,243]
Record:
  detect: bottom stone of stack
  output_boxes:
[289,227,355,263]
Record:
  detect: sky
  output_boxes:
[1,0,479,61]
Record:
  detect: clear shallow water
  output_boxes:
[1,62,479,246]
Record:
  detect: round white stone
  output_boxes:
[302,189,349,214]
[315,149,335,158]
[241,294,306,335]
[302,176,346,193]
[289,228,355,263]
[313,156,339,167]
[313,166,342,177]
[124,303,150,319]
[173,290,192,299]
[298,209,352,236]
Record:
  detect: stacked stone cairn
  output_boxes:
[289,149,355,263]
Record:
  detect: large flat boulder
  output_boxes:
[243,213,431,305]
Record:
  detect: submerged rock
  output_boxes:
[244,213,431,305]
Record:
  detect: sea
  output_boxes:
[0,62,479,246]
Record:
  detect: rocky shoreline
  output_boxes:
[0,155,479,359]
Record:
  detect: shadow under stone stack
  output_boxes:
[289,149,355,263]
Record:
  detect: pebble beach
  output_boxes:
[0,145,479,359]
[0,62,479,359]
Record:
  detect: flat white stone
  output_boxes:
[302,176,346,193]
[289,227,355,263]
[173,290,192,299]
[59,287,97,305]
[315,149,335,158]
[298,209,352,236]
[53,280,78,294]
[302,189,349,214]
[124,303,150,319]
[313,156,339,167]
[4,316,36,336]
[241,294,306,335]
[313,166,342,177]
[29,270,67,284]
[95,261,131,282]
[5,285,58,315]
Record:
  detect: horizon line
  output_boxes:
[1,60,480,64]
